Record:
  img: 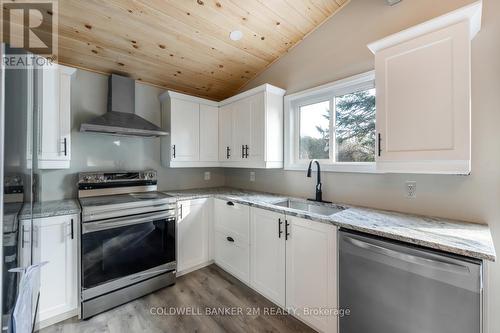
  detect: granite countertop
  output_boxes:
[18,199,81,220]
[164,187,496,261]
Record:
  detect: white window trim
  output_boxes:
[284,71,379,173]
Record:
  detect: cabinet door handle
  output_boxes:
[172,145,176,158]
[226,236,235,242]
[21,225,26,248]
[70,219,74,239]
[278,218,283,238]
[226,146,231,159]
[226,201,234,206]
[378,133,382,157]
[245,145,249,158]
[241,145,245,158]
[63,138,67,156]
[179,204,183,220]
[285,220,290,240]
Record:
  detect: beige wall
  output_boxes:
[226,0,500,331]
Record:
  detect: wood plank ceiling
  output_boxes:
[57,0,350,100]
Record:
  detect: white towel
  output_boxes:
[10,262,47,333]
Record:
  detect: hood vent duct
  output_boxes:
[80,74,169,137]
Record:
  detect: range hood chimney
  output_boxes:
[80,74,169,137]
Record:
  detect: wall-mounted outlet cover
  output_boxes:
[405,181,416,199]
[250,171,256,182]
[204,171,211,181]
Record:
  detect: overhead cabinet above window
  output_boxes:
[368,1,482,174]
[160,84,285,169]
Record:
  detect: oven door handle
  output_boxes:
[82,211,174,234]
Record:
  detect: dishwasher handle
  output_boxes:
[344,236,471,275]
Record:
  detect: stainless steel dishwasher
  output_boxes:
[339,229,483,333]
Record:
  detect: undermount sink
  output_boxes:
[274,199,345,216]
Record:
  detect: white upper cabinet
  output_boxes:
[218,103,233,161]
[160,91,219,167]
[38,64,76,169]
[199,105,219,162]
[368,1,482,174]
[162,84,285,169]
[219,84,285,168]
[170,98,200,162]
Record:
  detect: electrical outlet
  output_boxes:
[405,181,417,199]
[249,171,256,182]
[204,171,211,181]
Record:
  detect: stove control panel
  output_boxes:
[78,170,157,184]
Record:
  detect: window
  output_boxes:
[285,72,376,172]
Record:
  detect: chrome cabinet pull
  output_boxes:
[63,138,67,156]
[172,145,176,158]
[70,219,74,239]
[241,145,245,158]
[226,146,231,159]
[245,145,249,158]
[278,218,283,238]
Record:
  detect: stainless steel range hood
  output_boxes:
[80,74,169,137]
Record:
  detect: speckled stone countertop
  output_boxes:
[18,199,81,220]
[164,187,496,261]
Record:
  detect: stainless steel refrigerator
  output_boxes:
[1,44,43,333]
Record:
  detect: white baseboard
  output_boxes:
[35,309,77,331]
[177,260,214,277]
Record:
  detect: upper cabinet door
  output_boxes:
[170,98,200,162]
[38,64,75,169]
[232,98,251,161]
[370,1,482,174]
[218,104,233,161]
[199,104,219,162]
[247,93,265,162]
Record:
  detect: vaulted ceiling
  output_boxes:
[58,0,350,100]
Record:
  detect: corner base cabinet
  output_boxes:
[176,198,211,275]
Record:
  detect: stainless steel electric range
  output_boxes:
[77,170,176,319]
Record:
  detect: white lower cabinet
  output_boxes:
[250,208,286,307]
[176,198,211,274]
[249,208,338,333]
[286,216,338,333]
[33,214,79,328]
[213,199,250,284]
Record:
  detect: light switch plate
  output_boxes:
[250,171,256,182]
[204,171,211,181]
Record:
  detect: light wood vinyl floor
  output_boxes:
[40,264,315,333]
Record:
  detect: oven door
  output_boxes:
[81,210,176,299]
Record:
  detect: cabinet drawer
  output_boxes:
[214,199,250,243]
[214,231,249,284]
